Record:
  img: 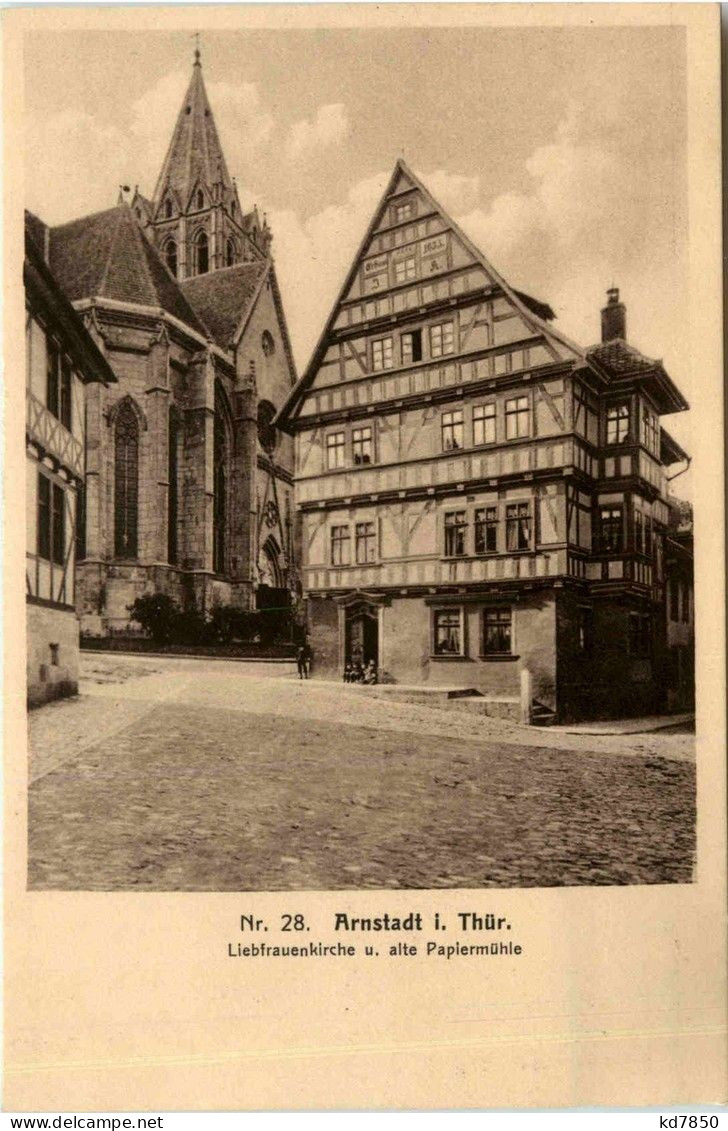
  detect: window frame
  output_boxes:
[441,408,464,452]
[355,521,376,564]
[401,328,423,365]
[505,501,532,553]
[474,505,498,555]
[429,320,455,359]
[393,254,417,285]
[393,200,414,224]
[352,426,373,466]
[330,524,351,566]
[598,505,624,554]
[432,606,465,657]
[325,430,346,470]
[606,401,630,445]
[481,606,513,657]
[443,510,468,558]
[371,336,394,372]
[473,402,496,446]
[504,395,530,440]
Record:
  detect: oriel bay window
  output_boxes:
[331,525,351,565]
[598,505,623,553]
[474,506,498,554]
[444,510,467,557]
[352,426,372,465]
[641,404,659,454]
[606,402,630,444]
[430,321,454,358]
[505,502,531,551]
[326,431,346,469]
[441,409,463,451]
[433,608,463,656]
[372,336,394,372]
[482,607,512,656]
[355,521,376,563]
[473,403,496,445]
[505,396,529,440]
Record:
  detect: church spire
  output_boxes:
[151,48,233,210]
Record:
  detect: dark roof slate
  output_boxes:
[49,205,207,337]
[181,261,267,349]
[587,339,660,376]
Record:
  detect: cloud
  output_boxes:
[285,103,349,162]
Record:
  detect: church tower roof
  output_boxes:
[152,47,233,210]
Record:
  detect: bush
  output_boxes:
[127,593,180,644]
[207,605,258,644]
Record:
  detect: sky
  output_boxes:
[24,25,691,492]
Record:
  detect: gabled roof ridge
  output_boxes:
[52,203,127,234]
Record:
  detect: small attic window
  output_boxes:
[205,109,210,117]
[185,106,191,115]
[261,331,275,357]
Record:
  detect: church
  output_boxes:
[35,48,297,635]
[278,160,692,722]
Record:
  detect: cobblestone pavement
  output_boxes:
[27,655,695,890]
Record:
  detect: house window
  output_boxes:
[629,612,652,657]
[46,339,72,430]
[641,405,659,454]
[473,403,496,445]
[430,321,454,358]
[394,255,416,284]
[326,432,346,469]
[194,229,209,275]
[394,201,413,224]
[474,506,498,554]
[670,579,679,621]
[352,427,372,465]
[578,606,594,654]
[164,239,178,278]
[505,502,531,551]
[606,402,630,444]
[634,510,644,554]
[372,337,394,372]
[444,510,467,557]
[331,525,350,566]
[482,607,512,655]
[114,402,139,559]
[433,608,463,655]
[355,522,376,563]
[441,409,463,451]
[505,396,529,440]
[401,329,422,364]
[598,506,623,553]
[38,475,66,567]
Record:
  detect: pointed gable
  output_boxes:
[280,159,582,424]
[152,53,233,211]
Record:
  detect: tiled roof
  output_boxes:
[49,205,207,337]
[587,339,659,376]
[181,261,267,349]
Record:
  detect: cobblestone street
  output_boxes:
[27,655,696,891]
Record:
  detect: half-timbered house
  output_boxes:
[279,160,692,722]
[25,211,116,706]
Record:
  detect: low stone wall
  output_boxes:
[27,602,80,708]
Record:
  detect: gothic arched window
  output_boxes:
[168,408,179,565]
[225,238,236,267]
[196,189,204,210]
[194,229,209,276]
[164,239,178,277]
[213,386,231,575]
[114,401,139,559]
[164,198,172,219]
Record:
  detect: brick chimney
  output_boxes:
[601,287,626,342]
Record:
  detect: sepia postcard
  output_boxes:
[3,2,725,1112]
